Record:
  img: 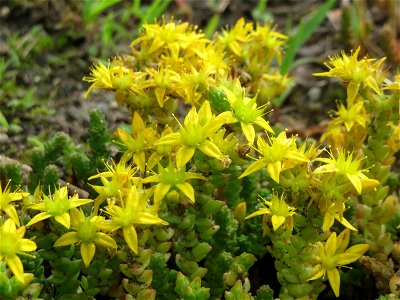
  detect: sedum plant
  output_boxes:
[0,18,399,300]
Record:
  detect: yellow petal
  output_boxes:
[55,212,71,229]
[3,217,17,232]
[267,161,282,183]
[176,182,195,203]
[239,159,268,179]
[94,232,118,249]
[70,198,93,209]
[255,117,274,133]
[176,146,196,169]
[54,232,80,247]
[346,173,362,194]
[133,212,168,226]
[80,242,96,267]
[244,208,270,220]
[132,111,146,133]
[26,212,52,227]
[327,268,341,297]
[7,255,24,283]
[198,140,223,160]
[271,215,286,231]
[123,225,138,254]
[154,183,171,204]
[241,122,255,145]
[3,205,20,226]
[18,239,37,252]
[133,151,146,172]
[347,81,360,105]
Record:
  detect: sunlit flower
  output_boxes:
[154,100,225,168]
[308,229,369,297]
[0,180,29,226]
[100,186,167,254]
[116,111,160,172]
[314,150,380,194]
[143,160,206,204]
[26,186,93,229]
[83,61,113,98]
[245,193,295,232]
[54,208,117,267]
[239,132,309,183]
[0,219,36,283]
[332,100,368,132]
[313,47,385,103]
[217,18,253,57]
[218,80,274,144]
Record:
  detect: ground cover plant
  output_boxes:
[1,2,400,300]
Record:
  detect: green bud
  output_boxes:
[166,190,180,204]
[286,283,313,298]
[223,271,238,287]
[98,268,113,279]
[233,202,247,221]
[137,289,156,300]
[196,218,214,233]
[208,86,230,112]
[157,242,172,253]
[199,225,220,240]
[175,272,190,293]
[22,283,42,299]
[81,276,88,290]
[154,227,174,242]
[138,270,153,286]
[236,253,256,270]
[178,214,196,230]
[202,200,224,215]
[139,249,153,266]
[192,242,212,262]
[280,268,299,283]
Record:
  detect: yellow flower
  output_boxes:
[116,111,159,172]
[321,200,357,232]
[0,181,29,226]
[245,193,295,232]
[332,100,368,132]
[54,208,117,267]
[154,100,226,169]
[83,61,113,98]
[314,150,380,194]
[217,18,253,57]
[100,186,168,254]
[143,160,207,204]
[26,186,93,229]
[313,47,385,103]
[0,219,37,283]
[218,80,274,144]
[308,229,369,297]
[239,132,310,183]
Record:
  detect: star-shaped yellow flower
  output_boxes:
[26,186,93,229]
[217,80,273,144]
[143,160,207,204]
[0,219,37,283]
[308,229,369,297]
[0,180,29,226]
[100,185,168,254]
[314,150,380,194]
[245,193,295,232]
[154,100,225,169]
[54,208,117,267]
[240,132,309,183]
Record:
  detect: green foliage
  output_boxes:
[280,0,336,74]
[1,16,399,300]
